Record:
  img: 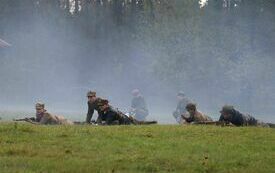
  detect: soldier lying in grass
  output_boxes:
[99,99,157,125]
[181,103,213,124]
[14,102,73,125]
[218,105,271,127]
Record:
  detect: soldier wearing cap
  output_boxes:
[218,105,269,127]
[182,103,213,123]
[35,102,45,122]
[86,91,104,124]
[35,102,73,125]
[130,89,149,121]
[99,99,132,125]
[173,91,191,124]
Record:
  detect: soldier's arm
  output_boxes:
[218,115,224,122]
[39,114,52,125]
[182,114,194,123]
[96,114,103,124]
[86,103,94,123]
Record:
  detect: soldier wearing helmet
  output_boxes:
[218,105,269,127]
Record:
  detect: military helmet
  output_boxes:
[87,91,96,97]
[220,105,234,114]
[35,102,45,109]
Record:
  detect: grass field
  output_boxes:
[0,123,274,173]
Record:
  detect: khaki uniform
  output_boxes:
[182,111,212,123]
[39,111,73,125]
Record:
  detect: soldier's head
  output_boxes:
[87,91,97,102]
[99,99,109,111]
[35,102,45,114]
[177,91,185,101]
[186,103,197,115]
[220,105,234,119]
[132,89,140,97]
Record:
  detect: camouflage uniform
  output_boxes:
[131,95,149,121]
[218,105,269,127]
[173,92,191,123]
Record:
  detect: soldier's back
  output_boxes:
[194,111,212,122]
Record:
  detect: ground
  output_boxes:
[0,122,274,173]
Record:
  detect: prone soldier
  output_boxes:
[99,99,132,125]
[15,102,73,125]
[99,99,157,125]
[182,103,213,124]
[218,105,270,127]
[35,102,73,125]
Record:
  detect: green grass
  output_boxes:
[0,123,274,173]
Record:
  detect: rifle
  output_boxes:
[13,117,38,124]
[193,121,230,126]
[73,120,97,125]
